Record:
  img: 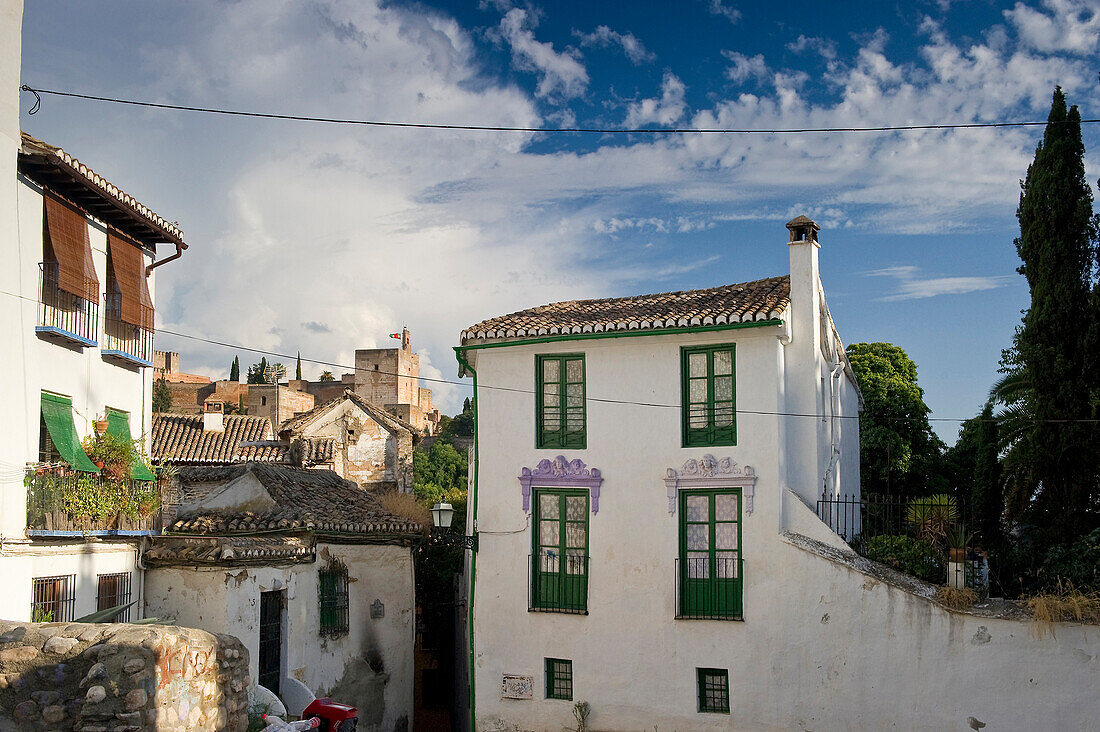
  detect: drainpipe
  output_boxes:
[453,347,479,732]
[136,535,149,621]
[821,359,845,498]
[145,241,187,276]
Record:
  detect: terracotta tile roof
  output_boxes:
[152,413,276,464]
[171,463,423,538]
[144,535,316,567]
[300,436,336,464]
[460,275,791,344]
[236,440,292,463]
[280,388,421,444]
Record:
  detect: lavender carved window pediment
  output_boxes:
[518,456,604,514]
[663,454,757,515]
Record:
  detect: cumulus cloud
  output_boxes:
[574,25,655,64]
[624,72,687,127]
[496,7,588,99]
[707,0,741,23]
[721,50,769,84]
[865,266,1012,300]
[1005,0,1100,54]
[786,34,838,60]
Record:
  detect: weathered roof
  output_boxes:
[144,535,316,567]
[460,275,790,344]
[280,388,421,444]
[171,463,423,538]
[152,413,275,464]
[19,132,186,249]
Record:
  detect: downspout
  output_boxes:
[454,347,479,732]
[822,359,845,497]
[145,241,187,276]
[136,535,149,621]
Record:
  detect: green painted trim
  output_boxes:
[454,348,479,732]
[459,318,783,351]
[535,353,587,450]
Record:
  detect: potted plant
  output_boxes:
[947,525,973,562]
[93,414,109,437]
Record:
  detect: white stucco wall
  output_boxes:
[144,542,416,731]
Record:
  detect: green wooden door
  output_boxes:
[534,490,588,612]
[680,490,741,618]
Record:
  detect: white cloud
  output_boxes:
[786,34,837,60]
[574,25,655,64]
[865,266,1011,300]
[496,7,588,99]
[624,72,687,127]
[1005,0,1100,54]
[721,51,769,84]
[708,0,741,24]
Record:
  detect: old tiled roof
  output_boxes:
[460,275,790,344]
[19,132,186,247]
[280,388,421,444]
[144,535,316,567]
[300,436,336,464]
[236,440,292,463]
[152,413,275,464]
[171,463,423,538]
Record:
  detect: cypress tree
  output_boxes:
[1005,86,1097,534]
[970,404,1003,549]
[296,352,302,380]
[229,355,240,382]
[152,375,172,413]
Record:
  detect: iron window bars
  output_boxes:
[32,574,76,623]
[96,572,132,621]
[697,668,730,714]
[545,658,573,700]
[319,565,350,637]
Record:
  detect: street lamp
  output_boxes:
[428,501,477,551]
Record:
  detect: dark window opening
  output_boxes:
[319,563,350,637]
[697,668,730,713]
[32,575,76,622]
[545,658,573,700]
[96,572,132,621]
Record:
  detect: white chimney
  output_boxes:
[203,399,225,433]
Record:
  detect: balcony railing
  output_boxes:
[36,262,98,347]
[25,467,162,536]
[675,557,743,620]
[102,294,153,366]
[529,552,589,614]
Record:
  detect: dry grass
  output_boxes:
[376,490,430,529]
[1027,582,1100,638]
[935,585,978,611]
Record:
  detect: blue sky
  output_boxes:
[18,0,1100,442]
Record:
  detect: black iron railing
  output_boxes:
[103,293,153,364]
[676,556,743,620]
[37,262,98,345]
[25,468,161,534]
[529,552,589,614]
[816,492,989,594]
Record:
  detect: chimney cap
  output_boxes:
[785,215,820,243]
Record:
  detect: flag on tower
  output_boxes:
[389,332,401,339]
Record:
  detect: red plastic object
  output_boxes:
[302,698,358,732]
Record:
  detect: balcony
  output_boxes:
[35,262,98,347]
[675,556,743,620]
[529,552,589,614]
[25,467,162,536]
[102,293,153,367]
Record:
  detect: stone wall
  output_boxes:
[0,621,249,732]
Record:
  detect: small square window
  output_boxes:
[697,668,729,714]
[545,658,573,700]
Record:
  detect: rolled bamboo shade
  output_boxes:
[107,232,154,331]
[44,195,98,302]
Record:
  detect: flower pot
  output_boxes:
[949,547,966,562]
[94,461,105,470]
[94,420,109,436]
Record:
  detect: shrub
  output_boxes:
[1027,581,1100,638]
[1037,528,1100,592]
[376,490,429,528]
[936,585,978,611]
[863,534,945,584]
[905,494,958,544]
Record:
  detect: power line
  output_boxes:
[20,85,1100,135]
[2,287,1094,424]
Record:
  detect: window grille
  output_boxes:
[31,575,76,623]
[96,572,132,621]
[319,564,350,637]
[697,668,730,713]
[545,658,573,700]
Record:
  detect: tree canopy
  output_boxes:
[412,440,468,506]
[847,342,945,496]
[229,356,239,382]
[152,375,172,413]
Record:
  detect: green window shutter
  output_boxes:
[531,489,589,613]
[681,345,736,447]
[40,393,100,474]
[105,408,155,481]
[679,490,742,619]
[536,355,586,449]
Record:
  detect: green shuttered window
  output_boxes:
[536,354,585,449]
[319,565,349,637]
[679,489,742,620]
[531,489,589,613]
[545,658,573,700]
[40,393,100,473]
[681,344,736,447]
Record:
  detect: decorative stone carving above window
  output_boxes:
[518,456,604,514]
[663,454,756,515]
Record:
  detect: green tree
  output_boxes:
[945,404,1004,549]
[295,352,302,380]
[152,375,172,413]
[438,398,474,444]
[318,370,335,382]
[847,342,945,497]
[246,357,268,384]
[412,440,468,506]
[995,87,1099,536]
[229,356,239,382]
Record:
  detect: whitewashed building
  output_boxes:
[0,11,187,623]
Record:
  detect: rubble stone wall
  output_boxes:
[0,621,249,732]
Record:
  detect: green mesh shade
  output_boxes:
[105,408,156,481]
[40,393,100,473]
